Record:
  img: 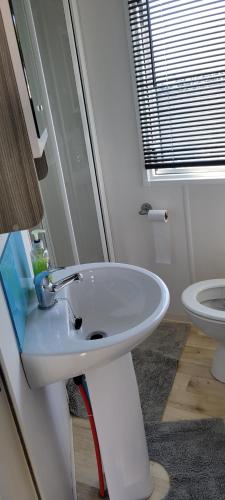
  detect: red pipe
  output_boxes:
[78,384,106,498]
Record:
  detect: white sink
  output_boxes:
[22,262,169,388]
[22,262,169,500]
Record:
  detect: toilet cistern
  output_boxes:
[34,269,83,309]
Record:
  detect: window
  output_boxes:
[128,0,225,179]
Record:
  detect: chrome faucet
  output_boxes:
[34,269,83,309]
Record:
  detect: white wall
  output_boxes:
[75,0,225,318]
[0,232,76,500]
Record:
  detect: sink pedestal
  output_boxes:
[86,352,154,500]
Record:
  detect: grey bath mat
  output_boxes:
[146,418,225,499]
[135,321,189,360]
[77,419,225,499]
[133,349,178,422]
[67,322,189,421]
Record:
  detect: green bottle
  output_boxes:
[31,229,49,276]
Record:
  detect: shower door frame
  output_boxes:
[63,0,115,263]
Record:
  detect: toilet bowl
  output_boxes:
[182,279,225,383]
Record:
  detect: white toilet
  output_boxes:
[182,279,225,383]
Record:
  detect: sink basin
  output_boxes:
[22,262,169,388]
[22,262,169,500]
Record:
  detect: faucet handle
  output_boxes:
[34,270,51,287]
[34,270,56,309]
[34,267,66,287]
[34,269,83,309]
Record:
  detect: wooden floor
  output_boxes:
[73,324,225,499]
[162,324,225,423]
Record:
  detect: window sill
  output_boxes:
[145,169,225,185]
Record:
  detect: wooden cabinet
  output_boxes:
[0,1,44,234]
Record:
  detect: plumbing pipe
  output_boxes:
[73,376,106,498]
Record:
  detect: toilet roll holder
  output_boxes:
[139,203,168,221]
[139,203,152,215]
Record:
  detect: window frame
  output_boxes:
[124,0,225,185]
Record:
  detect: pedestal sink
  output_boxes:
[22,262,169,500]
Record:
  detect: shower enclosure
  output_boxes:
[12,0,113,266]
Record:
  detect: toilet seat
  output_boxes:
[182,279,225,323]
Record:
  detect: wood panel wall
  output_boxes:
[0,10,43,233]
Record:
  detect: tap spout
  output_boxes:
[52,273,83,293]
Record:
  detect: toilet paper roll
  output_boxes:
[147,210,171,264]
[147,209,168,222]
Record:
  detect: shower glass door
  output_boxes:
[12,0,108,265]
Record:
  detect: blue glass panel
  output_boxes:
[0,232,33,351]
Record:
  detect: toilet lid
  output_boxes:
[182,279,225,322]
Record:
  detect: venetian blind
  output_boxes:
[128,0,225,169]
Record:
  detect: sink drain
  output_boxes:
[86,331,107,340]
